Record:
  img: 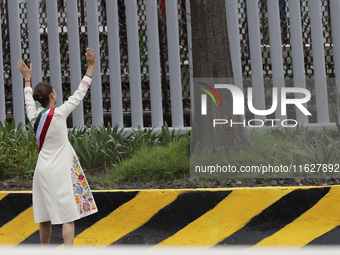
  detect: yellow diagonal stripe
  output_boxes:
[255,186,340,247]
[0,207,38,246]
[155,188,292,246]
[0,193,8,201]
[73,190,182,246]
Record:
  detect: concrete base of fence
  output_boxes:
[1,186,340,247]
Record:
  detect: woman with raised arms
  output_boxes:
[17,48,98,246]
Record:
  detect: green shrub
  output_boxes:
[0,142,14,178]
[0,121,38,178]
[70,122,126,172]
[160,122,182,146]
[9,123,38,178]
[126,124,160,153]
[105,134,190,184]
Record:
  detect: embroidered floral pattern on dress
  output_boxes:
[82,80,90,88]
[24,90,33,95]
[71,155,97,214]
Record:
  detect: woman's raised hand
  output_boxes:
[17,60,32,80]
[85,48,96,67]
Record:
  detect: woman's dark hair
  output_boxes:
[33,82,53,108]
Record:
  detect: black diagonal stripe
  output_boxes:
[217,187,330,245]
[0,193,32,228]
[19,191,138,245]
[307,225,340,245]
[111,190,232,245]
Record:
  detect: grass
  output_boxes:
[103,134,190,184]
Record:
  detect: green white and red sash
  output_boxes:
[34,108,55,152]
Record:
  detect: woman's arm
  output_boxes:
[18,60,38,123]
[57,48,96,117]
[85,48,96,77]
[17,60,32,87]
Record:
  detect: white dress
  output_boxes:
[24,76,98,225]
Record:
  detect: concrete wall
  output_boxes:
[1,186,340,246]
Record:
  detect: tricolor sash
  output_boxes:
[34,108,55,152]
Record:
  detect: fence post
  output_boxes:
[145,0,163,127]
[126,0,144,128]
[86,0,104,126]
[309,0,329,124]
[165,0,184,128]
[8,0,25,126]
[106,0,124,128]
[246,0,266,121]
[225,0,244,92]
[46,0,63,107]
[65,0,84,127]
[186,0,194,121]
[267,0,285,122]
[27,0,42,90]
[288,0,309,124]
[330,0,340,97]
[0,4,5,123]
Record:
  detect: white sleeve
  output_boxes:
[57,76,92,117]
[24,87,38,124]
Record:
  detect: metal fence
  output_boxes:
[0,0,189,128]
[0,0,339,129]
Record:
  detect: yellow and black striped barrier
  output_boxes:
[1,186,340,246]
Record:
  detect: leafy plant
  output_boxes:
[0,142,14,178]
[128,124,159,152]
[161,122,183,146]
[289,137,335,165]
[275,124,309,143]
[0,121,38,178]
[261,144,279,165]
[331,92,340,133]
[69,123,128,173]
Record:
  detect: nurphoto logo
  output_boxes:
[198,83,312,128]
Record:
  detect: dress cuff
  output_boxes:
[81,75,92,88]
[83,75,92,83]
[24,87,33,95]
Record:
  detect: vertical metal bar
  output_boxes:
[27,0,42,89]
[309,0,329,124]
[225,0,243,91]
[287,0,309,124]
[158,13,169,114]
[330,0,340,125]
[125,0,143,128]
[267,0,285,121]
[46,0,63,107]
[186,0,194,122]
[106,0,124,128]
[0,3,5,123]
[8,0,25,126]
[66,0,84,127]
[246,0,265,120]
[86,0,104,126]
[330,0,340,101]
[145,0,163,127]
[165,0,184,128]
[225,0,244,121]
